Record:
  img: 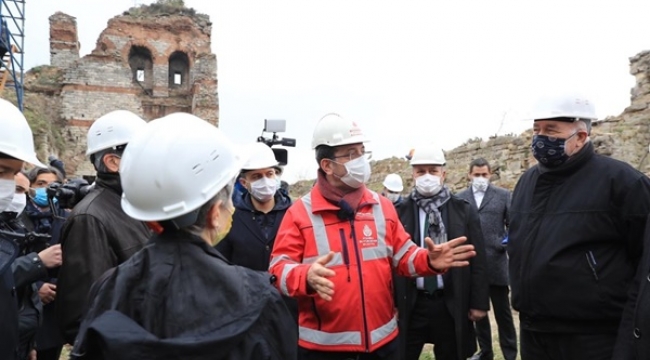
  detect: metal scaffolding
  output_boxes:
[0,0,25,111]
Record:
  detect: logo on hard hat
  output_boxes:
[350,122,363,137]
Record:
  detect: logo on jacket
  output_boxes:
[360,224,377,247]
[363,224,372,237]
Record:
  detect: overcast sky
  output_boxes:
[19,0,650,182]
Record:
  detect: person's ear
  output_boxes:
[320,158,335,175]
[102,153,120,172]
[577,130,589,146]
[207,199,223,230]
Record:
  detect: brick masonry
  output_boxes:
[49,12,79,69]
[45,5,219,176]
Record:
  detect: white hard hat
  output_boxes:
[311,113,369,149]
[241,142,279,170]
[528,93,597,122]
[0,99,46,167]
[119,112,243,223]
[409,144,446,166]
[86,110,147,156]
[382,173,403,192]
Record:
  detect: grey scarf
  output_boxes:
[411,186,451,245]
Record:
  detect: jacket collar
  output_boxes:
[95,172,123,196]
[236,192,292,213]
[153,230,231,262]
[308,185,379,214]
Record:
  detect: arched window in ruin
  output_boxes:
[168,51,190,89]
[128,45,154,92]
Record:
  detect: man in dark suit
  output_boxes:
[395,144,489,360]
[458,158,517,360]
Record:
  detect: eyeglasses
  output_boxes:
[333,150,372,162]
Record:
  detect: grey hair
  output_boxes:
[182,180,234,237]
[577,119,592,135]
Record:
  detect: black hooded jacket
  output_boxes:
[70,230,298,360]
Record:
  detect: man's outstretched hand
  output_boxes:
[425,236,476,272]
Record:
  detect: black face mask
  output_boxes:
[531,132,577,168]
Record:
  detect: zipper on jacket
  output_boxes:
[585,251,599,281]
[311,298,322,330]
[349,219,370,352]
[339,229,351,282]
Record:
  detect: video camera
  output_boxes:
[256,119,296,166]
[12,230,51,254]
[46,178,94,211]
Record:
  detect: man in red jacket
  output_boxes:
[269,113,477,360]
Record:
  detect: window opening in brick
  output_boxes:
[168,51,190,89]
[128,45,154,92]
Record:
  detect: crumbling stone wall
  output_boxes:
[46,3,219,177]
[49,12,79,69]
[290,51,650,198]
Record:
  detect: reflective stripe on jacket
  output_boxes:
[269,185,437,353]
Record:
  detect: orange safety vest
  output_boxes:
[269,187,436,353]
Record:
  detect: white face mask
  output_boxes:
[415,174,442,197]
[337,156,371,189]
[275,176,283,190]
[6,193,27,215]
[386,193,401,203]
[471,177,489,192]
[0,179,15,212]
[250,176,277,203]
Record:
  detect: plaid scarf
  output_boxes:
[411,186,451,244]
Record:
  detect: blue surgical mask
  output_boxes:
[32,187,57,207]
[531,132,577,168]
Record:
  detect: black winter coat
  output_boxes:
[614,214,650,359]
[21,201,69,351]
[71,231,298,360]
[0,229,20,359]
[0,211,50,359]
[508,142,650,337]
[56,173,151,344]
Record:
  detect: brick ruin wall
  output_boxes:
[45,9,219,176]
